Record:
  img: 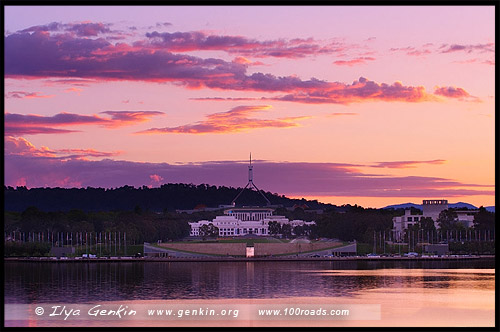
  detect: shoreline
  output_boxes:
[4,255,494,263]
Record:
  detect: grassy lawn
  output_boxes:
[273,242,350,256]
[167,237,288,246]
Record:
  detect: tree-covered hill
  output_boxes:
[4,184,335,212]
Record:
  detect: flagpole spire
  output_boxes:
[231,153,270,206]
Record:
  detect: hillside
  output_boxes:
[383,202,494,212]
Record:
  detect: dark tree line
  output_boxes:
[4,207,191,243]
[4,184,334,212]
[4,186,494,244]
[313,206,396,243]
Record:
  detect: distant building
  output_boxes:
[392,209,423,240]
[455,210,479,228]
[422,199,449,223]
[392,199,479,239]
[189,207,315,237]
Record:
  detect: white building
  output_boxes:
[422,199,449,222]
[392,199,479,238]
[392,209,423,238]
[189,207,315,237]
[455,210,478,228]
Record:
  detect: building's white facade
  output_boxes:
[455,210,478,228]
[392,209,423,238]
[189,207,315,237]
[392,199,479,238]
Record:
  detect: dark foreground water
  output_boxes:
[4,259,495,327]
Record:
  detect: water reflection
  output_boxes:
[4,259,494,304]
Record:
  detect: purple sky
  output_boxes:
[4,5,495,208]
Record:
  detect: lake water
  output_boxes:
[4,259,495,327]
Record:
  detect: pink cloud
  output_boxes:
[192,77,440,105]
[4,24,471,106]
[150,174,164,182]
[149,174,164,188]
[5,111,164,135]
[270,77,436,104]
[439,43,495,54]
[145,31,341,58]
[44,78,97,87]
[370,160,446,169]
[6,91,55,99]
[232,56,266,66]
[138,105,309,134]
[5,136,121,160]
[18,21,112,37]
[66,22,112,37]
[390,43,494,65]
[5,112,108,125]
[4,126,80,135]
[333,57,375,66]
[190,97,262,102]
[16,177,27,187]
[434,86,480,102]
[64,87,83,94]
[100,111,165,127]
[390,46,432,57]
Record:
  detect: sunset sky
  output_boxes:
[4,5,495,208]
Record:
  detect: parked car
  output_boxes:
[404,252,419,257]
[367,253,381,258]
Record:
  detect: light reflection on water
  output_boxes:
[4,259,494,303]
[4,260,495,327]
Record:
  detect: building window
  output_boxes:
[407,217,412,222]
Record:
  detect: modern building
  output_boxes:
[392,199,479,239]
[392,209,423,240]
[422,199,449,221]
[455,210,479,228]
[189,207,315,237]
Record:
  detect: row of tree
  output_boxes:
[4,207,191,243]
[4,199,495,245]
[4,184,333,212]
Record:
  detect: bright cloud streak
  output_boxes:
[138,105,309,134]
[333,57,376,66]
[5,136,121,160]
[370,160,447,169]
